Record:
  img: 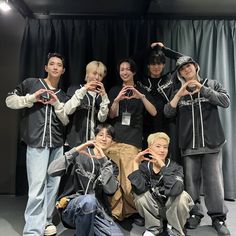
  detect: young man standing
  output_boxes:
[6,53,68,236]
[64,61,109,148]
[164,55,231,235]
[107,58,157,222]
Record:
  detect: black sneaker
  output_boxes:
[212,219,231,236]
[185,215,201,229]
[132,214,145,226]
[166,228,178,236]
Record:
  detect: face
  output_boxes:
[149,138,169,161]
[45,57,65,78]
[119,62,135,83]
[95,128,113,150]
[179,63,197,81]
[148,63,165,78]
[86,69,104,83]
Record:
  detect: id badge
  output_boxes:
[122,112,131,126]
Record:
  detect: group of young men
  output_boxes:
[5,42,231,236]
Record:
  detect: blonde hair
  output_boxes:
[147,132,170,146]
[85,61,107,81]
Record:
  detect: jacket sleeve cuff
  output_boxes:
[26,94,37,103]
[101,94,110,105]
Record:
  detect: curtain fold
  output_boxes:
[19,18,236,199]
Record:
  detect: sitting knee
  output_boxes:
[133,191,151,208]
[78,194,98,213]
[177,191,194,209]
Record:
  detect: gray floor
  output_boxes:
[0,195,235,236]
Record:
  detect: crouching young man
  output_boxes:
[48,124,123,236]
[128,132,193,236]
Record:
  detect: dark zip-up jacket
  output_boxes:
[128,159,184,199]
[136,46,183,132]
[48,147,119,216]
[164,78,230,150]
[6,78,68,147]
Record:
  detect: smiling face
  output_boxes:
[45,56,65,79]
[148,63,165,78]
[95,128,113,150]
[149,138,169,161]
[179,63,197,82]
[119,62,135,85]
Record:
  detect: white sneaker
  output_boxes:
[44,223,57,236]
[142,230,156,236]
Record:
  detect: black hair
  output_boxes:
[94,123,115,139]
[117,58,137,73]
[148,51,166,65]
[47,52,65,68]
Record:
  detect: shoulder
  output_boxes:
[22,77,39,85]
[167,159,183,170]
[67,85,83,96]
[109,85,121,91]
[108,85,122,96]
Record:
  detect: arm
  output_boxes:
[64,86,87,115]
[6,92,37,109]
[48,147,78,177]
[128,162,150,195]
[5,79,45,109]
[152,42,183,61]
[45,90,69,126]
[99,158,119,195]
[52,100,70,126]
[108,86,126,119]
[160,162,184,197]
[97,84,110,122]
[164,80,194,118]
[200,79,230,108]
[130,86,157,116]
[141,95,157,116]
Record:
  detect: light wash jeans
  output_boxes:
[23,146,62,236]
[61,194,124,236]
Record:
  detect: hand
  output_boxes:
[45,90,58,105]
[134,149,151,164]
[125,86,145,100]
[114,86,132,103]
[34,88,47,100]
[186,80,202,94]
[34,89,52,104]
[176,80,201,97]
[94,82,106,96]
[93,142,105,159]
[148,149,165,169]
[75,140,96,153]
[151,42,164,48]
[84,81,100,92]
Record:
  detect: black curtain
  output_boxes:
[18,18,236,200]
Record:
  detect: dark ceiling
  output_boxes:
[9,0,236,19]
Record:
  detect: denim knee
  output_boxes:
[76,194,98,215]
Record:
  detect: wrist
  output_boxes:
[113,99,119,104]
[140,94,146,100]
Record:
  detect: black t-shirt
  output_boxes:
[108,84,156,148]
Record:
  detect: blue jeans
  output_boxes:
[23,146,62,236]
[61,194,124,236]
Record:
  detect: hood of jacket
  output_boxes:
[176,56,201,84]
